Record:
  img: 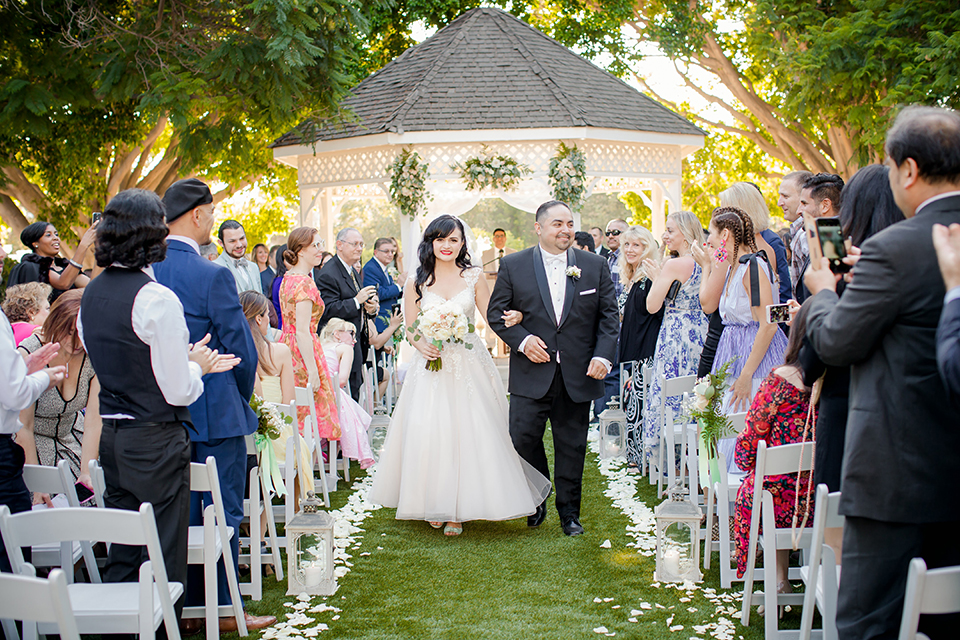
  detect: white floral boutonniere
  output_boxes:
[565,265,581,281]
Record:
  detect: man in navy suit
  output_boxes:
[362,237,404,333]
[153,178,275,633]
[934,222,960,402]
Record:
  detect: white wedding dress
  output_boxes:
[370,267,551,522]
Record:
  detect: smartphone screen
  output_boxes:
[815,218,850,274]
[766,303,791,324]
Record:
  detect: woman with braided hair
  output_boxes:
[696,207,787,416]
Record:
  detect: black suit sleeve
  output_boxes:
[317,264,362,326]
[937,297,960,400]
[486,256,528,350]
[592,260,619,363]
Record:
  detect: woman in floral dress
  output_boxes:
[279,227,340,441]
[733,302,815,587]
[642,211,709,466]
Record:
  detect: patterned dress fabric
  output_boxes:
[323,349,375,469]
[642,263,708,461]
[278,272,340,439]
[733,373,815,577]
[369,268,551,522]
[18,334,95,479]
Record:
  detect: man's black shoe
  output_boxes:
[527,501,547,527]
[561,516,584,536]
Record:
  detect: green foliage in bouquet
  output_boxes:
[250,393,292,442]
[686,358,736,459]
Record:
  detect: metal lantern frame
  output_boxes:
[367,408,390,462]
[598,396,627,460]
[286,492,337,596]
[654,484,703,583]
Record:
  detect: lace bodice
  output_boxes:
[417,267,480,324]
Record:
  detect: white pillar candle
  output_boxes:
[664,548,680,577]
[304,563,323,587]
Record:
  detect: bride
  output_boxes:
[369,215,551,536]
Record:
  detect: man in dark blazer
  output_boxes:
[362,237,403,333]
[933,221,960,402]
[804,106,960,639]
[488,201,619,536]
[153,178,274,632]
[317,227,378,401]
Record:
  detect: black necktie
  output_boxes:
[350,267,360,292]
[498,249,504,271]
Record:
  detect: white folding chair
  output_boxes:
[331,372,350,483]
[181,456,247,638]
[799,485,843,640]
[899,557,960,640]
[0,503,182,640]
[21,461,100,584]
[702,412,747,588]
[650,374,696,493]
[87,459,105,509]
[295,384,334,504]
[239,436,283,601]
[639,362,653,477]
[0,569,80,640]
[741,440,816,638]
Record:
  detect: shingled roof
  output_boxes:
[272,7,702,147]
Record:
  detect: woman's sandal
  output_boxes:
[443,523,463,536]
[429,521,444,529]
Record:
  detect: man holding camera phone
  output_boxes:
[804,106,960,639]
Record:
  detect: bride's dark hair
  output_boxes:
[415,215,472,303]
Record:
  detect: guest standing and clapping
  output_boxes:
[278,227,340,442]
[643,211,709,466]
[253,243,276,296]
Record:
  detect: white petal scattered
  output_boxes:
[594,597,603,603]
[600,539,612,548]
[593,626,609,634]
[603,598,614,603]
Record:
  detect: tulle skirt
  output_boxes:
[369,336,551,522]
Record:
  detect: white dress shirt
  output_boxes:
[77,265,204,417]
[215,251,261,293]
[0,314,48,434]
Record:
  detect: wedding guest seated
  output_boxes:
[1,283,52,345]
[574,231,595,253]
[733,300,815,591]
[319,319,376,469]
[16,290,102,499]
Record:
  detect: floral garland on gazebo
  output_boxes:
[388,148,431,220]
[451,145,530,192]
[548,142,588,211]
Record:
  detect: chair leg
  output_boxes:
[740,488,762,626]
[718,491,733,589]
[204,527,217,640]
[703,484,714,571]
[260,472,284,581]
[223,531,248,637]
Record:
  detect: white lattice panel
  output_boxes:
[298,147,394,187]
[582,142,680,176]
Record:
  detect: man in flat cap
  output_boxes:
[152,178,274,633]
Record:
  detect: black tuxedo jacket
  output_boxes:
[806,194,960,523]
[316,257,370,393]
[487,246,619,404]
[938,296,960,404]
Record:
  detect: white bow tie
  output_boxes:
[542,251,566,267]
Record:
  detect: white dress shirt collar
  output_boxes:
[916,190,960,216]
[166,235,201,254]
[538,244,567,265]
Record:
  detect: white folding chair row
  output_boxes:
[88,459,105,508]
[741,440,816,639]
[799,485,843,640]
[0,503,182,640]
[181,456,247,638]
[0,569,80,640]
[21,461,100,584]
[330,373,350,483]
[294,384,336,502]
[899,557,960,640]
[638,362,653,477]
[702,412,747,588]
[239,435,283,601]
[653,374,697,497]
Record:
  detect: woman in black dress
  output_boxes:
[616,226,665,468]
[8,221,97,300]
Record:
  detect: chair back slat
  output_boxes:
[0,570,80,640]
[0,505,156,549]
[21,462,79,506]
[728,412,747,434]
[756,440,814,477]
[663,374,697,397]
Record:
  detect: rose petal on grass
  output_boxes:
[593,626,609,634]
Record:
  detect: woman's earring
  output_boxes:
[713,246,728,263]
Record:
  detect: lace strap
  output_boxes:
[463,266,481,289]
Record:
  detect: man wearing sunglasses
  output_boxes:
[596,219,629,422]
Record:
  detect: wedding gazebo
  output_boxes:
[271,7,704,252]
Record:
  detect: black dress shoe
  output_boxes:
[527,501,547,527]
[561,516,584,536]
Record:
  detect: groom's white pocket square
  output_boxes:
[579,288,597,296]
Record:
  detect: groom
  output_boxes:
[488,200,619,536]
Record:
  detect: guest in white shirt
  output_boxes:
[0,310,65,573]
[214,220,261,293]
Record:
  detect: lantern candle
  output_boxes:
[304,562,323,587]
[664,548,680,577]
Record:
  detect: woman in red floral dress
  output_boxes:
[279,227,340,440]
[734,302,816,588]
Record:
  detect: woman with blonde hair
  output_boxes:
[2,282,52,345]
[719,182,791,305]
[319,319,376,469]
[616,226,665,468]
[642,211,710,467]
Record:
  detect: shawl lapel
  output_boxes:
[532,247,558,326]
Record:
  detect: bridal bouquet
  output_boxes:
[408,300,475,371]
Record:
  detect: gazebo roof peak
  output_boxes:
[272,6,702,147]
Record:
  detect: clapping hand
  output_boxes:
[189,333,241,375]
[642,258,662,281]
[933,223,960,290]
[690,242,710,270]
[26,342,60,374]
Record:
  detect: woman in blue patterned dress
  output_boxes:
[642,211,709,464]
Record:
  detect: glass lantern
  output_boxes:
[598,396,626,460]
[367,409,390,462]
[286,492,337,596]
[654,483,703,583]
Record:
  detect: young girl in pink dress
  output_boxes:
[319,318,375,469]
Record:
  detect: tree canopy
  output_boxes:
[0,0,368,243]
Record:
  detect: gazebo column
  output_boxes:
[651,182,666,237]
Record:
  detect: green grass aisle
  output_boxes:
[241,431,808,639]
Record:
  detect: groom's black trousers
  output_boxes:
[509,366,591,519]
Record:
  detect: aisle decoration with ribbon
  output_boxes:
[251,393,292,497]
